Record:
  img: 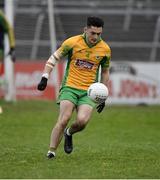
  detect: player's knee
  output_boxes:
[77,113,89,123]
[64,112,72,121]
[60,111,72,121]
[57,112,72,129]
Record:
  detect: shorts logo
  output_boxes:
[75,59,94,70]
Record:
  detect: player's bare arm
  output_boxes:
[37,50,62,91]
[101,67,110,86]
[43,50,62,77]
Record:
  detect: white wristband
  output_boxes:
[42,73,49,79]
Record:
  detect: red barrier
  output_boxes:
[14,61,58,100]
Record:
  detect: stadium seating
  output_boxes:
[11,0,160,61]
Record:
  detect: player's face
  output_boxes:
[85,26,103,45]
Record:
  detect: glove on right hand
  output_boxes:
[37,77,48,91]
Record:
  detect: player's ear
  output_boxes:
[84,27,87,33]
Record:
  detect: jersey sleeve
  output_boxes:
[56,37,75,57]
[100,48,111,68]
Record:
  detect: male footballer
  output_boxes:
[37,16,111,159]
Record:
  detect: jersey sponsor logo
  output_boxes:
[75,59,94,70]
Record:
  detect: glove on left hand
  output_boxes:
[96,102,105,113]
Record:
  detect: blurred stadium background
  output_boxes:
[1,0,160,61]
[0,0,160,104]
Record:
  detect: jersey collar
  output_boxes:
[82,33,101,48]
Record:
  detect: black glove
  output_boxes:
[37,77,48,91]
[96,102,105,113]
[8,47,16,62]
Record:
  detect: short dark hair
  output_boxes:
[87,16,104,28]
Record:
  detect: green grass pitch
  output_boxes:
[0,100,160,179]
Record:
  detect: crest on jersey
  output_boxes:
[96,55,101,60]
[85,51,91,58]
